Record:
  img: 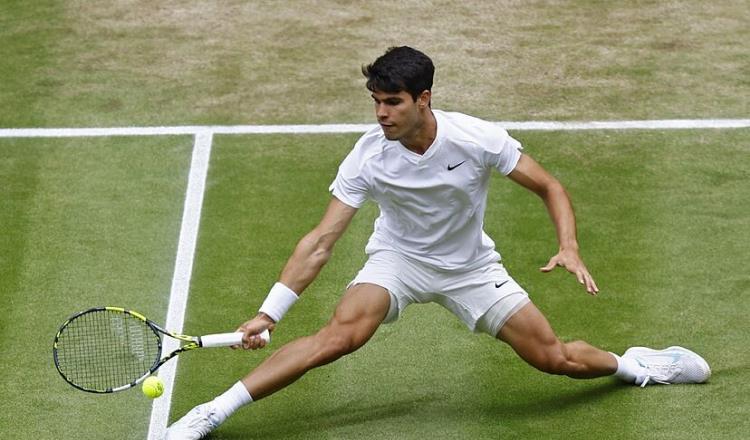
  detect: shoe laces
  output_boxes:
[639,362,681,388]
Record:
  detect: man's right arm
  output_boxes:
[276,196,359,294]
[237,197,358,347]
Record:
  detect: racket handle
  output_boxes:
[200,329,271,348]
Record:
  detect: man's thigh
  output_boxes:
[327,282,392,345]
[348,250,423,324]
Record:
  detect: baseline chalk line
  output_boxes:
[0,119,748,138]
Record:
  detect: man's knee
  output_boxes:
[304,285,387,368]
[321,327,358,357]
[306,323,368,368]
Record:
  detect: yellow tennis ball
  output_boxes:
[142,376,164,399]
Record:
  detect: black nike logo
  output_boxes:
[495,280,509,288]
[447,160,466,171]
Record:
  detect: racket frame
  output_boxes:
[54,306,210,393]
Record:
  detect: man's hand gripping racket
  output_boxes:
[235,313,276,350]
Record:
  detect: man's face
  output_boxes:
[370,90,423,141]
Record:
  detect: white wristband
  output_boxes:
[259,282,299,322]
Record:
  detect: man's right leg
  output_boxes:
[166,283,391,439]
[242,282,391,399]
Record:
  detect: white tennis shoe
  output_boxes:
[623,346,711,387]
[164,403,222,440]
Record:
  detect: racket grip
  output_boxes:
[201,329,271,348]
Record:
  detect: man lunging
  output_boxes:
[166,46,710,439]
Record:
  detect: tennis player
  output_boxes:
[166,46,710,439]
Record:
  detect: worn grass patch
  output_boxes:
[1,1,747,127]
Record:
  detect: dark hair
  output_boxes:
[362,46,434,101]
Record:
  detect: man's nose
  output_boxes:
[376,103,388,119]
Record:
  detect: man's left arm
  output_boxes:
[506,154,600,295]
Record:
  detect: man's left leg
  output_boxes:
[495,302,617,378]
[494,301,711,386]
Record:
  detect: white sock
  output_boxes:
[210,381,254,423]
[610,353,643,383]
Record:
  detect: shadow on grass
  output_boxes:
[233,393,439,439]
[218,380,630,439]
[482,380,628,420]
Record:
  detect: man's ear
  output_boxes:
[418,90,432,109]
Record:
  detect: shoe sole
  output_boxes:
[624,345,711,383]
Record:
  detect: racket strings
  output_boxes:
[55,309,161,391]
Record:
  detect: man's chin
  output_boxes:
[381,128,399,140]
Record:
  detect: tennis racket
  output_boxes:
[52,306,270,393]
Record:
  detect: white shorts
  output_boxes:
[348,250,530,337]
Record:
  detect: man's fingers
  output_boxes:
[541,251,599,295]
[241,326,274,350]
[242,334,266,350]
[232,319,276,350]
[580,271,599,295]
[540,258,558,272]
[230,325,247,350]
[242,330,259,350]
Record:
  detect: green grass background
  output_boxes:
[1,0,749,439]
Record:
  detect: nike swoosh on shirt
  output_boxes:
[495,280,510,288]
[447,160,466,171]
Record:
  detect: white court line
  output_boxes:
[147,131,213,440]
[0,119,749,138]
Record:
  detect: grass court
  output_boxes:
[1,1,748,439]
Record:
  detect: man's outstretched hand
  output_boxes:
[540,248,599,295]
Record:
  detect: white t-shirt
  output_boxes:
[329,110,523,271]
